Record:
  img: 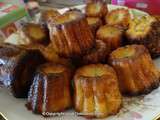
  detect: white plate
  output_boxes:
[1,4,160,120]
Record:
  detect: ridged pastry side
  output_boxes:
[109,45,160,95]
[49,10,94,58]
[74,64,122,118]
[26,63,72,115]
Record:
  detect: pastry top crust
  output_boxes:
[105,8,130,27]
[23,23,48,44]
[97,25,122,39]
[110,45,148,61]
[85,1,107,17]
[37,63,68,75]
[51,11,85,26]
[126,16,156,39]
[75,64,116,78]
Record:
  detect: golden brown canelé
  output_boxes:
[126,16,160,57]
[85,1,108,18]
[109,45,160,95]
[41,9,60,23]
[96,25,123,50]
[49,10,94,58]
[82,40,109,64]
[74,64,122,118]
[105,8,130,29]
[26,63,72,115]
[86,17,102,36]
[39,43,73,67]
[23,23,50,46]
[0,43,46,98]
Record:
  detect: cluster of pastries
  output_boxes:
[126,15,160,57]
[0,1,160,119]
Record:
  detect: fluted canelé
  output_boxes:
[26,63,72,115]
[109,45,160,95]
[74,64,122,118]
[49,10,95,58]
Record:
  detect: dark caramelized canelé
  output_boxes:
[126,16,160,57]
[49,10,94,58]
[109,45,160,95]
[85,1,108,18]
[74,64,122,118]
[105,8,130,29]
[37,43,72,67]
[0,44,45,98]
[26,63,72,115]
[23,23,49,46]
[82,40,109,64]
[96,25,123,50]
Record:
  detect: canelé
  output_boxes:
[109,45,160,95]
[74,64,122,118]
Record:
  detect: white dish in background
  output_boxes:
[1,4,160,120]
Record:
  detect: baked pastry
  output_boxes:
[126,16,156,43]
[23,23,50,46]
[154,15,160,21]
[26,63,72,115]
[74,64,122,118]
[96,25,123,50]
[105,8,130,29]
[86,17,102,36]
[126,15,160,57]
[39,43,73,67]
[109,45,160,95]
[41,9,60,23]
[85,1,108,18]
[49,10,94,58]
[82,40,109,64]
[0,43,46,98]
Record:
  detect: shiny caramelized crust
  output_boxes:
[41,9,60,22]
[23,23,49,45]
[49,10,94,58]
[87,17,102,36]
[85,1,108,18]
[22,43,73,67]
[0,44,46,98]
[74,64,122,118]
[109,45,160,95]
[126,15,160,57]
[26,63,72,115]
[38,43,72,67]
[96,25,123,50]
[105,8,130,28]
[82,40,109,64]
